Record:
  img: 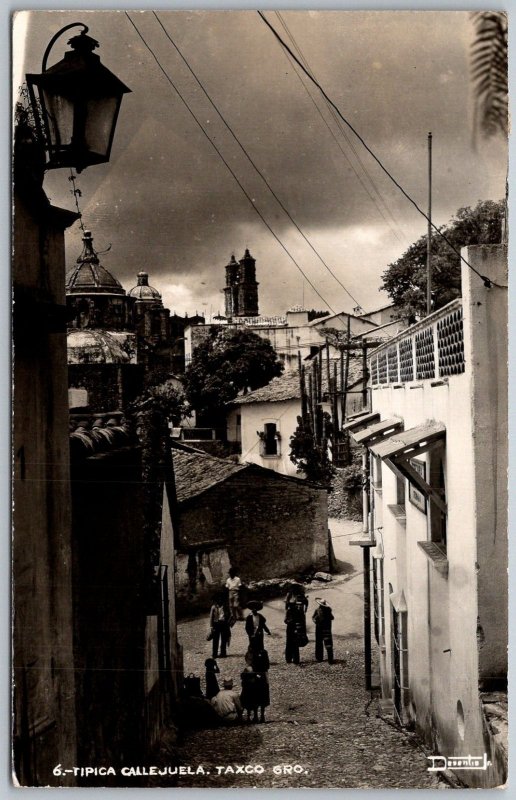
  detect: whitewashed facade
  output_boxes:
[348,245,507,788]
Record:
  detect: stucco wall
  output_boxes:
[13,189,78,786]
[233,399,302,477]
[369,245,507,787]
[231,395,364,479]
[144,484,184,748]
[372,374,485,769]
[462,244,508,688]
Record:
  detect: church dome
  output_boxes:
[66,230,125,296]
[67,329,132,364]
[128,271,163,305]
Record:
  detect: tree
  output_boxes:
[131,366,189,424]
[381,199,504,320]
[289,413,334,485]
[183,326,284,420]
[307,309,330,321]
[471,12,508,141]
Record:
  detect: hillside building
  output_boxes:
[347,245,507,789]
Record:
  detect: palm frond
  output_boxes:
[470,11,508,138]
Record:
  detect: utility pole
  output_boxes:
[426,131,432,316]
[361,339,369,409]
[363,547,372,690]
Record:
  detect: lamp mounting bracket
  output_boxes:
[42,22,89,72]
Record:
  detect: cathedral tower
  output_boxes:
[223,248,259,318]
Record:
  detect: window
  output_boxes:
[408,458,427,514]
[416,445,448,572]
[234,414,242,444]
[429,448,447,551]
[262,422,280,457]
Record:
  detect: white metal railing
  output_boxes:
[369,299,465,386]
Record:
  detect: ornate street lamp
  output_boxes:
[26,23,130,172]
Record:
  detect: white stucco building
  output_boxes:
[347,245,507,788]
[184,307,380,372]
[228,357,364,477]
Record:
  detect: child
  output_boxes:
[204,657,220,700]
[252,648,270,723]
[240,665,259,723]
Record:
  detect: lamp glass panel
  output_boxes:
[41,89,74,147]
[84,96,119,157]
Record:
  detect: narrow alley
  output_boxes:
[173,520,439,789]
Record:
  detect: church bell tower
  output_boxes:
[223,248,259,318]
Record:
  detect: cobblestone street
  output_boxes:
[174,520,440,789]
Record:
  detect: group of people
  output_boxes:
[205,594,272,724]
[285,583,335,665]
[186,570,335,727]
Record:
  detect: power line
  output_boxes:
[125,12,337,313]
[258,11,505,290]
[271,23,404,246]
[153,11,362,309]
[274,11,407,244]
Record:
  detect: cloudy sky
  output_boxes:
[16,10,507,318]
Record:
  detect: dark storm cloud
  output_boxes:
[19,10,507,315]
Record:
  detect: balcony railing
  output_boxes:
[369,299,465,386]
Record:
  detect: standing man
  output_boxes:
[312,598,334,664]
[284,584,308,665]
[245,600,271,655]
[209,593,230,659]
[225,567,242,622]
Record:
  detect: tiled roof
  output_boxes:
[359,303,395,317]
[233,370,302,405]
[233,357,364,406]
[172,442,323,502]
[69,416,134,461]
[172,446,246,503]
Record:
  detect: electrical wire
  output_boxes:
[271,27,404,245]
[152,11,362,310]
[125,12,337,313]
[258,11,506,290]
[274,11,407,244]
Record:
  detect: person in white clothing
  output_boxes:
[225,567,242,622]
[210,679,243,723]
